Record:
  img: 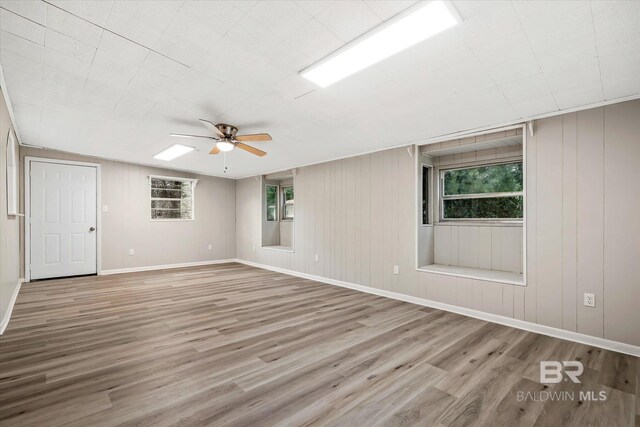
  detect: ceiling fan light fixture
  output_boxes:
[300,0,460,88]
[216,141,235,152]
[153,144,195,161]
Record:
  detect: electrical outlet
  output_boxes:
[102,205,108,212]
[129,249,134,256]
[315,254,319,262]
[584,293,595,307]
[393,265,399,275]
[208,244,212,250]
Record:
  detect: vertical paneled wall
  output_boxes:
[0,89,21,324]
[236,99,640,347]
[19,147,237,272]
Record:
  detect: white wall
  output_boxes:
[0,88,21,325]
[19,147,236,273]
[236,99,640,347]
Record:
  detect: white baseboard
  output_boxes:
[236,259,640,357]
[0,278,24,335]
[99,259,237,276]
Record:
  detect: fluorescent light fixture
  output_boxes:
[153,144,194,161]
[300,0,460,87]
[216,141,235,152]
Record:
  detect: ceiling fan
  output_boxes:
[171,119,271,157]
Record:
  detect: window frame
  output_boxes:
[281,185,294,220]
[149,175,197,222]
[421,164,431,225]
[439,160,523,223]
[265,184,279,222]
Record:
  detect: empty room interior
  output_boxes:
[1,1,639,425]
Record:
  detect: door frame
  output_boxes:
[24,157,102,282]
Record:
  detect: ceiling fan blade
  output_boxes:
[171,133,215,139]
[209,146,221,155]
[235,142,266,157]
[235,133,272,142]
[199,119,225,138]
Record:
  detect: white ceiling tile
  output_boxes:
[315,1,381,43]
[485,53,541,86]
[2,0,639,178]
[0,8,45,44]
[0,0,46,25]
[111,92,156,121]
[175,1,245,37]
[456,3,522,48]
[0,29,44,61]
[452,1,505,20]
[0,48,43,87]
[591,0,640,32]
[222,16,283,57]
[553,83,604,110]
[285,18,344,62]
[245,1,313,40]
[104,1,182,47]
[294,0,335,17]
[470,30,532,65]
[46,0,114,27]
[170,68,223,101]
[508,95,559,118]
[499,73,554,104]
[363,0,417,21]
[96,31,149,66]
[152,31,210,68]
[192,38,257,83]
[45,5,103,48]
[223,57,290,94]
[602,76,640,101]
[264,40,313,74]
[87,53,140,88]
[44,29,96,77]
[80,78,123,114]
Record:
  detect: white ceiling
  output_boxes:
[1,0,639,178]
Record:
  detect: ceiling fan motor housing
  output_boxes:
[216,124,238,139]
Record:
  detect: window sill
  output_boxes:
[435,221,523,227]
[417,264,524,286]
[262,245,294,253]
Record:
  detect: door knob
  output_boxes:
[89,227,96,232]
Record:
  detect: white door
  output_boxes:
[30,161,97,280]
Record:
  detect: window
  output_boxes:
[440,161,523,220]
[421,165,430,225]
[150,176,196,220]
[266,184,278,221]
[282,186,294,219]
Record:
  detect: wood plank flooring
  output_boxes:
[0,263,637,426]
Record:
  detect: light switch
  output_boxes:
[102,205,109,212]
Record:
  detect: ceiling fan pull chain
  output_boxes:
[223,152,228,174]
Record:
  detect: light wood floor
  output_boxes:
[0,263,637,426]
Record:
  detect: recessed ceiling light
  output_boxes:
[300,0,460,88]
[153,144,195,161]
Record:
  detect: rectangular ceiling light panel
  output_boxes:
[301,1,460,87]
[153,144,194,161]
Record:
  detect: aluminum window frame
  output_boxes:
[439,160,524,223]
[281,185,294,220]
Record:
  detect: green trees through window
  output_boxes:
[442,162,523,220]
[266,185,278,221]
